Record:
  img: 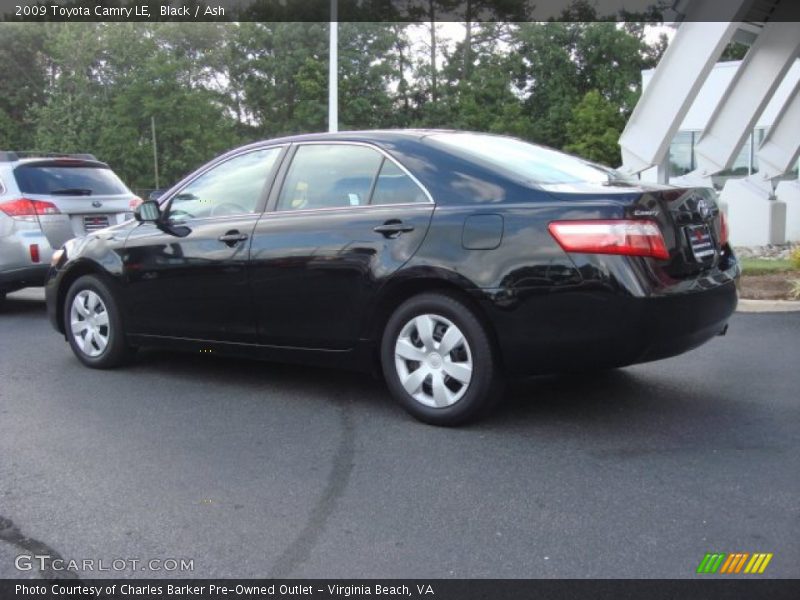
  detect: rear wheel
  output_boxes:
[64,275,135,368]
[381,292,501,426]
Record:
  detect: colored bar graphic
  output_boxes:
[701,552,773,575]
[697,553,727,574]
[744,553,774,574]
[734,553,750,573]
[719,553,750,573]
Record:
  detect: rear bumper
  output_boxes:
[478,277,738,377]
[0,264,49,293]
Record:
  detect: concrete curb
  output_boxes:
[737,298,800,313]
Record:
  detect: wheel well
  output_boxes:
[366,278,503,368]
[55,264,113,334]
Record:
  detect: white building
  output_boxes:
[619,3,800,247]
[639,59,800,193]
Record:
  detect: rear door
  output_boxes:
[13,160,136,248]
[249,142,434,350]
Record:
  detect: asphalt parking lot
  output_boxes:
[0,288,798,579]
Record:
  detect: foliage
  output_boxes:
[790,280,800,301]
[0,14,670,191]
[739,258,796,276]
[511,20,659,149]
[790,247,800,270]
[564,90,625,166]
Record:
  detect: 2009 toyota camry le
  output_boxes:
[45,130,739,425]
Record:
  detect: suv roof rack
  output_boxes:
[0,151,98,162]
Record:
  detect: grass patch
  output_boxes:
[740,258,797,276]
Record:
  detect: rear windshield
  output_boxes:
[428,133,631,185]
[14,164,129,196]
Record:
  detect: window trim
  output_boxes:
[266,141,434,215]
[161,145,288,223]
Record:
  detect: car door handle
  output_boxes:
[218,231,248,246]
[373,221,415,238]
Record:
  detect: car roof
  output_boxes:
[236,129,471,151]
[0,151,108,170]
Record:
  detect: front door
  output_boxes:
[122,146,285,342]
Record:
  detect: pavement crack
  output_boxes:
[269,392,356,578]
[0,515,78,580]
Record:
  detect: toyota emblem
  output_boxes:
[696,198,711,220]
[92,200,103,208]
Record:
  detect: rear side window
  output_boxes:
[14,164,129,196]
[277,144,383,211]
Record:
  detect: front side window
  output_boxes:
[277,145,383,211]
[167,147,281,220]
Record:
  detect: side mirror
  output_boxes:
[134,200,161,223]
[149,189,166,202]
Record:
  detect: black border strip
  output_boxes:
[3,579,800,600]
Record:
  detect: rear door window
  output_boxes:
[370,160,429,205]
[14,164,129,196]
[277,144,383,211]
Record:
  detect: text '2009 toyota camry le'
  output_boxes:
[45,131,738,425]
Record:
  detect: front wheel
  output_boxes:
[64,275,135,368]
[381,292,501,426]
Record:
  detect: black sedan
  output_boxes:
[46,131,738,425]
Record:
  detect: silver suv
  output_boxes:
[0,152,140,302]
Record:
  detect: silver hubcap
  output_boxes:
[394,313,473,408]
[70,290,110,358]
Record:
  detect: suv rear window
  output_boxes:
[14,164,129,196]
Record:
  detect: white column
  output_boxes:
[692,20,800,176]
[328,0,338,133]
[619,20,738,175]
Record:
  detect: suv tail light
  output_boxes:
[548,220,670,260]
[0,198,61,217]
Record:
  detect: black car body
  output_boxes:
[46,131,739,424]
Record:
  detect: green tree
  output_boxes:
[512,19,662,151]
[31,23,242,190]
[0,24,47,149]
[564,90,625,166]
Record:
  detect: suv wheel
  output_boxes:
[381,292,501,426]
[64,275,135,368]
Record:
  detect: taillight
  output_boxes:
[0,198,61,217]
[30,244,40,263]
[719,211,729,246]
[548,220,670,260]
[129,196,143,211]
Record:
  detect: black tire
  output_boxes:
[381,292,502,426]
[63,275,136,368]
